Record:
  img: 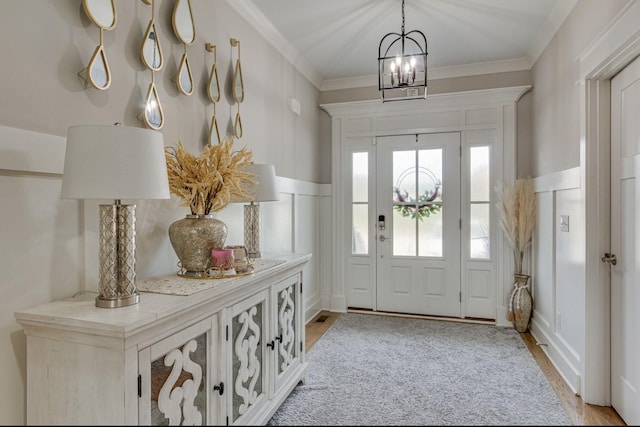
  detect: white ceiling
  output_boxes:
[226,0,578,91]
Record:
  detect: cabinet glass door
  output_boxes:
[227,290,269,425]
[273,275,302,392]
[139,318,214,425]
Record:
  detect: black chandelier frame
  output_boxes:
[378,0,428,102]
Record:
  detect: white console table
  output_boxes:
[15,253,311,425]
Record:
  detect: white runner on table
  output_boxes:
[137,258,286,296]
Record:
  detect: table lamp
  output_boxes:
[243,163,279,258]
[61,123,170,308]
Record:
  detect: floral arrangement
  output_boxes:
[165,139,255,215]
[496,177,536,275]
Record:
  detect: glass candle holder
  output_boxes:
[211,248,234,270]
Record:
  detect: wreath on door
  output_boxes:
[393,166,442,220]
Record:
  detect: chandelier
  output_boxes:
[378,0,428,102]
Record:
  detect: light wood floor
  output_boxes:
[305,310,626,426]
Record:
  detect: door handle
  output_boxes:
[379,235,390,242]
[601,253,617,265]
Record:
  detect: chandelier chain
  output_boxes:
[401,0,405,34]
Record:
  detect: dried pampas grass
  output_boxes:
[165,139,255,215]
[496,177,536,275]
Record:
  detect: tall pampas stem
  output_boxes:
[497,178,536,326]
[496,178,536,275]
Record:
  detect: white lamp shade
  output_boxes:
[245,163,279,202]
[61,124,170,200]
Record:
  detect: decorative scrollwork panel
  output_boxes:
[232,303,263,420]
[277,284,296,373]
[151,334,207,425]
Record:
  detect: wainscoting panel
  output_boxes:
[533,190,555,330]
[271,177,329,322]
[531,167,583,394]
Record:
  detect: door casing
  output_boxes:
[322,87,529,325]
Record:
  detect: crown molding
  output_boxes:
[526,0,579,67]
[223,0,324,90]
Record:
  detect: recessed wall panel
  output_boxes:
[465,108,497,126]
[344,117,373,134]
[376,111,460,132]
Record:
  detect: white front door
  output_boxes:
[375,133,461,317]
[610,55,640,425]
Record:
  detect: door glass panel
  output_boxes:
[352,204,368,254]
[393,209,416,256]
[470,146,490,259]
[150,333,207,425]
[392,150,417,256]
[470,146,490,200]
[392,149,443,257]
[352,152,368,202]
[418,149,443,257]
[470,203,490,259]
[352,152,369,255]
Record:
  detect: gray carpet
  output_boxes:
[268,313,572,426]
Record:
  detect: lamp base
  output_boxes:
[247,250,262,259]
[244,203,261,259]
[98,203,139,308]
[95,292,140,308]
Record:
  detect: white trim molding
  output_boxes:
[0,125,66,175]
[577,0,640,405]
[321,86,530,321]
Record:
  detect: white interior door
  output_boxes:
[610,54,640,425]
[375,133,461,317]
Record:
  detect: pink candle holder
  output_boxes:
[211,248,234,270]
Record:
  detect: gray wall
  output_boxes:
[531,0,628,176]
[1,0,323,182]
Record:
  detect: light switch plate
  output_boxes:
[559,215,569,232]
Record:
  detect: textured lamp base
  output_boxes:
[244,203,261,258]
[97,203,139,308]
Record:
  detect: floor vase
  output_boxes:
[168,214,227,275]
[508,274,532,332]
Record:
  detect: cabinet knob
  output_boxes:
[275,334,283,343]
[266,340,275,349]
[213,381,224,395]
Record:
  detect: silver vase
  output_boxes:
[168,214,228,275]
